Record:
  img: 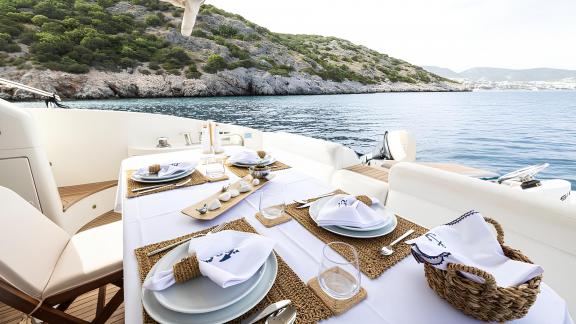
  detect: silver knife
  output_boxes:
[295,202,313,209]
[241,300,291,324]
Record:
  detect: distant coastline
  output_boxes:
[0,67,468,101]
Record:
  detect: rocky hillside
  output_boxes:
[0,0,465,100]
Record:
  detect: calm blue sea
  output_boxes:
[17,91,576,186]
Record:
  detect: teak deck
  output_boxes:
[345,162,493,183]
[58,180,117,211]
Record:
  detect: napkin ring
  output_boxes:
[173,256,201,283]
[356,195,373,206]
[148,164,161,174]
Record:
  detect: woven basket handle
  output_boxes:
[447,263,498,294]
[484,217,505,244]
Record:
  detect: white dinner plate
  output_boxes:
[153,242,266,314]
[309,195,397,238]
[131,168,194,183]
[142,252,278,324]
[232,156,276,168]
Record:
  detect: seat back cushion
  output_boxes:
[262,132,360,182]
[0,186,70,299]
[385,163,576,313]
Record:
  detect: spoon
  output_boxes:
[380,229,415,256]
[265,304,297,324]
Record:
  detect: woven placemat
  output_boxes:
[226,161,291,178]
[285,191,427,279]
[308,269,367,315]
[255,210,292,227]
[126,170,208,198]
[134,218,333,324]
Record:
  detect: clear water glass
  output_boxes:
[318,242,361,300]
[259,187,286,219]
[204,157,225,179]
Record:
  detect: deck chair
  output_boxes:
[0,186,123,324]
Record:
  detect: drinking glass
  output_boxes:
[259,187,286,219]
[204,157,225,179]
[318,242,361,300]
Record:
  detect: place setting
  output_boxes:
[226,149,291,178]
[134,218,334,324]
[285,190,427,278]
[126,160,229,198]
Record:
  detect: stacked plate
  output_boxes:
[308,194,398,238]
[142,242,278,324]
[132,162,196,183]
[231,155,276,168]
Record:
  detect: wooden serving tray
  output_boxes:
[181,175,269,220]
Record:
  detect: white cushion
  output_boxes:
[332,169,389,202]
[385,163,576,313]
[263,131,360,183]
[45,221,123,297]
[0,186,70,299]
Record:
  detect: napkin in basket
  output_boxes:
[143,230,275,290]
[136,162,196,178]
[315,195,385,228]
[406,210,543,287]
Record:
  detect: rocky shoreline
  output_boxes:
[0,67,468,101]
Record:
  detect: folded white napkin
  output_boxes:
[315,195,385,228]
[228,150,262,165]
[143,230,275,291]
[406,211,543,287]
[136,162,196,178]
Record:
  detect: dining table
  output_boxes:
[116,147,574,324]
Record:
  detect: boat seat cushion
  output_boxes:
[44,221,123,297]
[332,169,389,202]
[263,131,360,182]
[0,186,70,299]
[385,162,576,312]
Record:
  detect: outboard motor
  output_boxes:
[361,130,416,167]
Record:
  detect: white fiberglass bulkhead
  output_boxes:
[0,99,65,230]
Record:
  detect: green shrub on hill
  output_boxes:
[0,0,441,84]
[185,63,202,79]
[204,54,227,73]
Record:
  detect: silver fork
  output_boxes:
[146,222,227,257]
[133,178,191,194]
[293,192,337,205]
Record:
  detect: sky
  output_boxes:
[207,0,576,72]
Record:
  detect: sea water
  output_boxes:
[17,91,576,186]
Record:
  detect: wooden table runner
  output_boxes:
[126,170,208,198]
[285,191,427,279]
[226,161,291,178]
[134,218,333,324]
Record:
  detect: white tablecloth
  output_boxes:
[118,150,573,324]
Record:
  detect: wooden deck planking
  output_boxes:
[345,164,390,182]
[346,162,495,183]
[79,210,122,232]
[58,180,117,211]
[0,285,124,324]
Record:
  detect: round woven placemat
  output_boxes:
[226,161,291,178]
[126,170,208,198]
[134,218,332,324]
[285,190,428,279]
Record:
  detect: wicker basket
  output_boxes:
[423,218,542,322]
